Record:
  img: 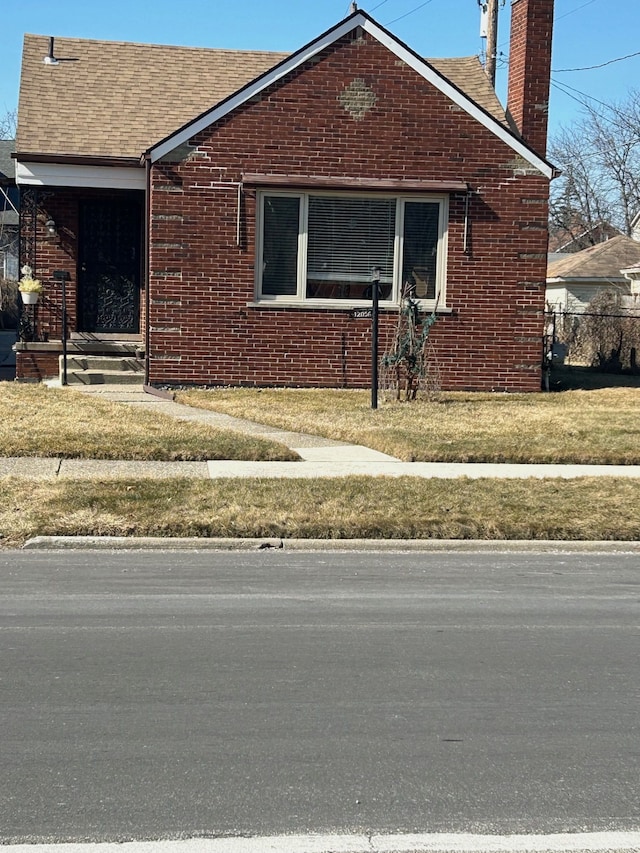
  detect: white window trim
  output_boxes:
[256,190,448,309]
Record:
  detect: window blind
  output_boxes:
[307,197,396,283]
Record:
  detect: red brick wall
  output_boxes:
[148,29,550,392]
[507,0,554,157]
[16,351,60,381]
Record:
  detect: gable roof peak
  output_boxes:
[145,9,554,178]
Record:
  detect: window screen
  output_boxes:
[401,201,440,300]
[262,196,300,296]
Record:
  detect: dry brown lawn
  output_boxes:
[178,386,640,464]
[3,382,638,548]
[2,475,639,548]
[0,383,296,461]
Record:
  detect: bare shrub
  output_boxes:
[380,292,440,401]
[554,290,640,371]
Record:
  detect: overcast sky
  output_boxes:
[3,0,639,140]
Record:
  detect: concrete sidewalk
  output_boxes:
[9,381,639,481]
[4,455,640,480]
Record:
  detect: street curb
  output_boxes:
[3,832,640,852]
[21,535,640,552]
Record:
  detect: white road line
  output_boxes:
[4,832,640,853]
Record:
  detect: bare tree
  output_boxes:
[549,91,640,248]
[0,109,17,140]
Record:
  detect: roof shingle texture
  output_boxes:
[17,33,508,160]
[429,56,508,128]
[547,235,640,281]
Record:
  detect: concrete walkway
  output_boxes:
[7,381,640,481]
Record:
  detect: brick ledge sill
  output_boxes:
[246,302,454,314]
[15,341,145,354]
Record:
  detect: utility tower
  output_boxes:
[480,0,500,87]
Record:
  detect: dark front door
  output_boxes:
[78,197,141,334]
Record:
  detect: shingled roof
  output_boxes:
[17,32,508,161]
[428,56,509,128]
[17,35,289,160]
[547,235,640,281]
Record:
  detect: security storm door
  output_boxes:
[78,197,141,334]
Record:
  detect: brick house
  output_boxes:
[14,2,555,390]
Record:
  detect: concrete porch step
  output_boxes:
[64,369,145,386]
[59,354,145,385]
[63,355,144,373]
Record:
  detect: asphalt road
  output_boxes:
[1,549,639,844]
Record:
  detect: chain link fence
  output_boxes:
[545,292,640,373]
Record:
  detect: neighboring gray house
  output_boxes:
[546,235,640,312]
[0,140,19,281]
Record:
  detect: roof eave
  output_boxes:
[15,152,142,168]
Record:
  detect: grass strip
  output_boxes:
[0,383,296,461]
[2,475,640,548]
[178,386,640,464]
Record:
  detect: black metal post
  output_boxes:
[53,271,70,386]
[371,267,381,410]
[61,278,67,386]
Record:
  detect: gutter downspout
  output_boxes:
[463,185,473,256]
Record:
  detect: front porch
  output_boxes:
[16,186,145,382]
[15,336,145,383]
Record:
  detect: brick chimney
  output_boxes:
[507,0,554,157]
